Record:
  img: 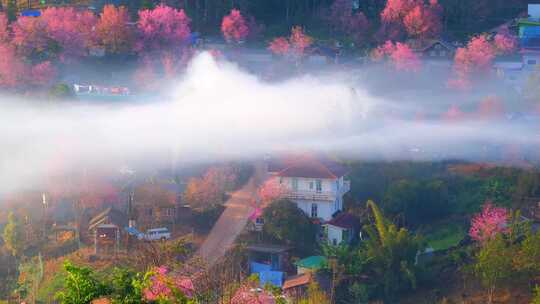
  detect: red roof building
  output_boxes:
[265,154,350,221]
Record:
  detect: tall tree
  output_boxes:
[289,26,313,59]
[221,9,249,44]
[473,235,515,304]
[373,40,420,71]
[95,5,134,55]
[12,16,55,59]
[136,4,191,54]
[2,212,26,258]
[403,1,442,40]
[268,37,290,56]
[41,7,97,60]
[469,202,509,244]
[328,0,370,45]
[362,200,422,299]
[262,199,316,255]
[0,12,9,42]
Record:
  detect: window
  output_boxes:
[315,179,322,192]
[163,208,174,217]
[292,178,299,191]
[311,203,318,218]
[147,208,153,216]
[342,229,350,242]
[279,177,283,184]
[309,181,314,190]
[528,59,537,65]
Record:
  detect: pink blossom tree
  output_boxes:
[30,61,57,86]
[96,5,134,54]
[494,31,517,55]
[268,37,290,56]
[381,0,421,24]
[469,202,509,243]
[12,16,52,58]
[0,42,27,88]
[137,4,191,54]
[221,9,249,44]
[41,7,97,60]
[381,0,441,40]
[373,40,420,71]
[403,2,442,40]
[449,35,495,90]
[267,26,312,62]
[289,26,313,58]
[258,178,287,203]
[143,266,193,302]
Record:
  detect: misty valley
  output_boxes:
[1,0,540,304]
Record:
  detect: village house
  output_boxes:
[408,39,457,61]
[131,181,182,231]
[88,207,127,255]
[323,212,361,246]
[266,155,350,222]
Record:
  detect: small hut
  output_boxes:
[88,207,127,256]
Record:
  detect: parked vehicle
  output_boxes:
[137,227,171,241]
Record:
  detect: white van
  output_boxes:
[138,227,171,241]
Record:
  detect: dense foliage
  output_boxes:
[262,199,317,255]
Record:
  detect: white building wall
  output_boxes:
[327,225,343,245]
[529,4,540,19]
[295,200,336,221]
[268,174,347,221]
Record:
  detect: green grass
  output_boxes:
[425,224,465,252]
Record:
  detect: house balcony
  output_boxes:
[285,180,350,202]
[285,191,336,202]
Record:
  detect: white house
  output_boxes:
[266,155,350,221]
[323,212,361,246]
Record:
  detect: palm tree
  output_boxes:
[362,200,423,300]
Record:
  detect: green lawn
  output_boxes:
[425,224,465,252]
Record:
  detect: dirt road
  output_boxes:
[196,162,265,266]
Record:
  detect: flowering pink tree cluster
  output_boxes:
[373,40,421,71]
[0,43,27,88]
[268,26,313,61]
[135,5,192,81]
[381,0,442,40]
[469,202,509,243]
[493,29,518,55]
[449,33,516,90]
[12,16,51,57]
[137,5,191,54]
[268,37,290,56]
[258,178,287,203]
[95,5,134,54]
[328,0,370,45]
[143,266,194,303]
[221,9,249,44]
[40,7,97,60]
